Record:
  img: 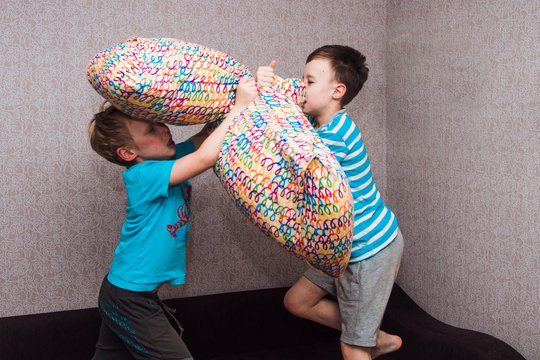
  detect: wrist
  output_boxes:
[230,103,245,113]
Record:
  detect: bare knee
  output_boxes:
[284,276,329,319]
[283,287,308,317]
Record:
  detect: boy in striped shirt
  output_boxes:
[257,46,404,360]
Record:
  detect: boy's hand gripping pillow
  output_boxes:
[87,38,353,277]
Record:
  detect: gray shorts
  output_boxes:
[305,229,403,347]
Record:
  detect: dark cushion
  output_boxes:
[171,287,340,359]
[0,306,100,359]
[0,285,525,360]
[380,285,525,360]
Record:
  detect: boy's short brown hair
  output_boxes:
[306,45,369,106]
[88,103,136,167]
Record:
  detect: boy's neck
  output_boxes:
[314,105,344,129]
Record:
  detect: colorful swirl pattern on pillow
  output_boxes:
[86,37,251,125]
[215,82,354,278]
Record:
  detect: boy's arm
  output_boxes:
[169,77,258,185]
[188,123,213,150]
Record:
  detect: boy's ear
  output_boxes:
[116,147,138,162]
[332,83,347,100]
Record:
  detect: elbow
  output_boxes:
[199,152,219,169]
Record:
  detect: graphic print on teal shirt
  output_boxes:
[166,182,192,238]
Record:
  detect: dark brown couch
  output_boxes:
[0,285,524,359]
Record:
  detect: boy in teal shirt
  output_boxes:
[88,77,257,359]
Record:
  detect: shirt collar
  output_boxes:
[316,109,346,132]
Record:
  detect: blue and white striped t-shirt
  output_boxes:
[314,110,398,263]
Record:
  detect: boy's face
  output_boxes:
[302,58,340,120]
[125,116,176,163]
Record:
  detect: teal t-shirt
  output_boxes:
[108,140,196,291]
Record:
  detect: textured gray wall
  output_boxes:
[386,1,539,358]
[1,0,537,358]
[0,0,387,312]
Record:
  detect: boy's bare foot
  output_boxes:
[371,330,402,359]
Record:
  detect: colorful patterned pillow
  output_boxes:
[215,81,354,278]
[86,37,251,125]
[87,38,353,277]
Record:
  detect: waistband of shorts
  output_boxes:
[103,275,161,299]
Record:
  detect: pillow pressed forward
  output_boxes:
[215,81,353,277]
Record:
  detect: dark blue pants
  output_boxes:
[92,276,193,360]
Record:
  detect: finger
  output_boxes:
[239,76,251,84]
[269,60,276,69]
